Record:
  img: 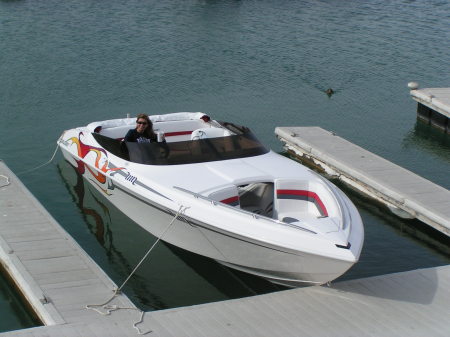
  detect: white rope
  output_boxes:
[0,175,10,189]
[16,141,60,176]
[86,205,188,335]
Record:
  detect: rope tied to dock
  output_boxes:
[0,137,62,190]
[16,141,61,176]
[86,204,189,335]
[0,175,11,188]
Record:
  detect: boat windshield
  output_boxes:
[92,122,269,165]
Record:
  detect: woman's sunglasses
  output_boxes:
[137,121,148,125]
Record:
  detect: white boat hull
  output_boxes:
[60,150,358,286]
[57,112,364,287]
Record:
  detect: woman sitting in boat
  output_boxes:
[124,113,157,143]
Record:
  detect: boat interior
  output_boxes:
[207,180,340,225]
[86,116,340,225]
[89,117,235,143]
[89,117,268,165]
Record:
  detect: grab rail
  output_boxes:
[173,186,317,234]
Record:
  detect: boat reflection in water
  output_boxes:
[57,160,282,311]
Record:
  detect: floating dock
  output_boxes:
[0,160,140,332]
[275,127,450,237]
[408,82,450,133]
[4,265,450,337]
[1,158,450,337]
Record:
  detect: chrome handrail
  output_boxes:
[173,186,317,234]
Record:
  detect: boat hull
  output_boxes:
[60,146,359,286]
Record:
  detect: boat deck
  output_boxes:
[275,127,450,237]
[1,158,450,337]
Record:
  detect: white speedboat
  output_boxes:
[58,112,364,287]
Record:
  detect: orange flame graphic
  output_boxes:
[69,132,124,186]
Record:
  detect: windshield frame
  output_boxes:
[92,121,269,165]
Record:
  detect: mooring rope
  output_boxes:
[16,141,61,176]
[86,204,188,335]
[0,141,61,187]
[0,175,11,189]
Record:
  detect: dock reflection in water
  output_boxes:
[403,122,450,167]
[57,160,282,311]
[0,270,41,332]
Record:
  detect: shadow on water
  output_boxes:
[56,160,282,311]
[403,120,450,163]
[164,243,284,297]
[341,179,450,254]
[0,266,41,332]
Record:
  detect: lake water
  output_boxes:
[0,0,449,332]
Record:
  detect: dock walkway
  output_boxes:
[1,159,450,336]
[275,127,450,236]
[409,84,450,133]
[0,160,140,330]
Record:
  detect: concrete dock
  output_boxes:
[1,158,450,336]
[275,127,450,237]
[409,83,450,133]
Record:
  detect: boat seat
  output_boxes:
[191,127,232,140]
[274,180,329,221]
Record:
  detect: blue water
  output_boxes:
[1,0,449,332]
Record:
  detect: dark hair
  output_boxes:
[136,113,156,139]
